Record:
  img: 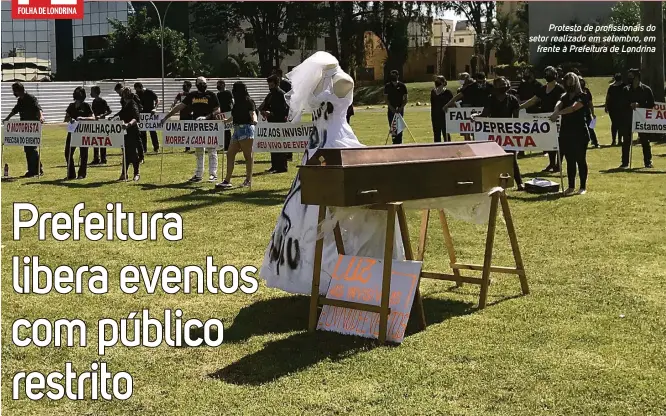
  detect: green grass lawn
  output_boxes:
[2,111,666,415]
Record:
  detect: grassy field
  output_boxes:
[2,109,666,415]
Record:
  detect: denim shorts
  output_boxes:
[233,124,255,141]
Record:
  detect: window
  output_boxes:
[324,36,336,51]
[287,35,298,50]
[426,65,435,74]
[244,34,256,49]
[83,35,108,57]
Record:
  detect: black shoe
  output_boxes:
[188,175,202,183]
[619,164,629,169]
[77,175,85,180]
[91,160,100,165]
[266,168,276,173]
[542,165,553,172]
[273,169,288,173]
[552,166,561,173]
[101,160,107,165]
[154,148,159,153]
[611,141,616,146]
[645,163,654,168]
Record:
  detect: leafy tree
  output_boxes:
[445,1,496,73]
[488,13,519,64]
[219,53,261,77]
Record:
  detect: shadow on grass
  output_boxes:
[507,192,567,202]
[24,178,120,188]
[210,296,474,386]
[155,188,288,214]
[600,167,666,175]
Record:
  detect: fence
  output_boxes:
[1,78,270,124]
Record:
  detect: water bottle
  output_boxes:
[3,163,8,177]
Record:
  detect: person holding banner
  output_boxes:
[550,73,591,195]
[118,87,142,181]
[518,68,543,114]
[478,76,524,191]
[260,75,289,174]
[216,81,257,189]
[430,75,453,142]
[134,83,160,154]
[3,82,45,177]
[173,80,193,152]
[114,83,144,163]
[444,72,483,140]
[605,73,626,147]
[90,86,112,165]
[520,66,566,172]
[620,69,655,168]
[384,70,408,144]
[64,87,96,180]
[217,80,234,152]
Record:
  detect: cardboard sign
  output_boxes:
[519,111,561,133]
[654,102,666,111]
[70,121,125,148]
[2,121,41,146]
[317,255,422,343]
[445,107,484,134]
[138,113,166,131]
[221,112,234,130]
[472,117,559,151]
[252,122,314,153]
[162,120,225,148]
[632,107,666,134]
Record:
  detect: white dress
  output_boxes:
[259,68,405,295]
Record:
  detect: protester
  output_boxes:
[216,81,257,189]
[117,87,141,181]
[259,75,289,174]
[3,82,44,177]
[114,83,144,163]
[550,73,590,195]
[90,86,111,165]
[477,77,524,191]
[605,73,626,146]
[518,68,543,114]
[620,69,655,168]
[161,77,220,182]
[216,79,234,151]
[173,80,193,152]
[474,72,494,99]
[520,66,566,172]
[384,69,408,144]
[443,72,481,141]
[579,78,599,148]
[134,82,160,153]
[272,69,293,160]
[63,87,95,180]
[430,75,453,142]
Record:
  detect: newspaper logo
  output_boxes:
[12,0,83,19]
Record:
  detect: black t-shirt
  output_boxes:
[624,83,655,109]
[91,97,111,117]
[559,92,590,136]
[475,82,494,106]
[216,90,234,113]
[183,90,220,119]
[536,83,566,113]
[118,99,141,132]
[279,79,292,94]
[384,81,408,108]
[173,92,193,120]
[460,82,477,107]
[606,83,625,112]
[263,89,287,122]
[66,101,93,119]
[231,98,256,125]
[481,94,520,118]
[430,88,454,116]
[137,89,158,112]
[119,93,142,112]
[517,79,543,102]
[12,93,42,120]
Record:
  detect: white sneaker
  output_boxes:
[577,188,587,195]
[563,188,575,196]
[209,174,218,182]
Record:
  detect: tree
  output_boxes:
[488,13,519,64]
[322,2,366,74]
[220,53,261,77]
[446,1,496,73]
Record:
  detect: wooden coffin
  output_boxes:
[298,142,514,207]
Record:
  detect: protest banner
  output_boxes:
[445,107,484,134]
[162,120,225,148]
[472,117,559,151]
[632,105,666,133]
[252,122,314,153]
[70,121,125,148]
[2,121,41,146]
[221,112,234,130]
[519,110,561,133]
[138,113,166,132]
[317,255,422,343]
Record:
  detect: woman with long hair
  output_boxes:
[550,73,590,195]
[64,86,95,179]
[216,81,257,189]
[118,87,141,181]
[430,75,453,142]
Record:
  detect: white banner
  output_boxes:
[138,113,166,131]
[519,110,561,133]
[632,105,666,134]
[2,121,41,146]
[162,120,225,148]
[252,122,314,153]
[472,117,559,151]
[445,107,483,134]
[221,112,234,130]
[70,120,126,148]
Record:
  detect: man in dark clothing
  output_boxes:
[3,82,44,177]
[260,75,289,173]
[580,78,599,148]
[384,70,408,144]
[173,80,193,152]
[474,72,494,105]
[134,82,160,153]
[216,79,234,152]
[517,68,543,114]
[273,68,293,160]
[620,69,655,168]
[90,86,112,164]
[113,83,144,162]
[605,73,626,146]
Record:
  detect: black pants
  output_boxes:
[621,130,652,166]
[270,153,288,172]
[223,130,231,152]
[509,150,522,186]
[65,136,88,178]
[432,119,450,142]
[547,151,560,169]
[388,110,404,144]
[589,128,599,146]
[562,137,589,189]
[93,148,107,163]
[140,129,159,152]
[24,146,42,176]
[609,111,625,144]
[123,131,141,176]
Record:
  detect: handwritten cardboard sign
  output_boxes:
[317,255,422,343]
[445,107,484,134]
[162,120,225,148]
[70,120,125,148]
[2,121,41,146]
[252,122,314,153]
[138,112,166,131]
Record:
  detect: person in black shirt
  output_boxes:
[113,83,144,163]
[384,70,408,144]
[443,72,478,141]
[216,79,234,151]
[474,72,494,104]
[521,66,566,172]
[117,87,142,181]
[430,75,453,142]
[161,76,220,182]
[134,82,160,153]
[580,78,599,148]
[478,76,523,191]
[217,81,257,189]
[605,73,626,146]
[620,69,655,168]
[90,86,111,165]
[518,68,543,114]
[3,82,45,177]
[550,73,590,195]
[259,75,289,174]
[64,87,96,180]
[172,80,193,152]
[273,68,293,161]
